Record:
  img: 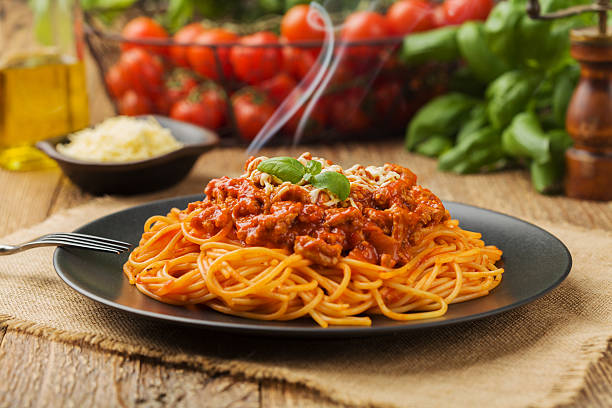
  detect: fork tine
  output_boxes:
[43,234,131,251]
[36,238,127,253]
[39,236,129,252]
[55,233,132,247]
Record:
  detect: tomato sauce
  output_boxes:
[188,162,448,268]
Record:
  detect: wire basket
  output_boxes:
[83,10,453,146]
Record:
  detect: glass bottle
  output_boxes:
[0,0,89,171]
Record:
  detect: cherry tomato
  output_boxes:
[386,0,434,35]
[282,45,319,80]
[340,11,392,59]
[281,5,325,43]
[370,80,411,128]
[166,69,199,106]
[328,89,370,134]
[432,5,447,27]
[117,48,165,98]
[170,23,205,67]
[232,89,276,140]
[105,64,128,99]
[121,16,169,56]
[188,28,238,81]
[118,90,151,116]
[443,0,493,25]
[258,73,297,104]
[230,31,282,85]
[283,102,327,136]
[170,86,227,130]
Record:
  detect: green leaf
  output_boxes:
[257,157,305,184]
[438,126,502,173]
[552,64,580,127]
[405,93,477,151]
[166,0,195,33]
[530,160,562,194]
[484,2,523,68]
[502,112,551,164]
[400,26,460,65]
[456,104,488,145]
[414,135,453,157]
[305,171,351,201]
[486,70,541,130]
[305,160,322,176]
[457,22,509,83]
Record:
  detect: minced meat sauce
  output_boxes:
[187,159,448,268]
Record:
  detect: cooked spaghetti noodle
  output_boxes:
[124,153,503,327]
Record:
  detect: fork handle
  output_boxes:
[0,244,18,255]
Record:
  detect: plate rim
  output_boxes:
[53,194,573,337]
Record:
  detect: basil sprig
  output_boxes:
[257,157,351,201]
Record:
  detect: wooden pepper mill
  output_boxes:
[528,0,612,201]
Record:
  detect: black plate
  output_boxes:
[53,195,572,337]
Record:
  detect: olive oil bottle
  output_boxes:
[0,0,89,171]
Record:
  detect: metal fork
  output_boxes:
[0,233,132,255]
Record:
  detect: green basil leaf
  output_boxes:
[405,93,477,151]
[400,26,460,65]
[486,70,541,130]
[308,171,351,201]
[305,160,322,175]
[257,157,305,184]
[457,22,509,83]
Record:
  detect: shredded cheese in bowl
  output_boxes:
[57,116,183,163]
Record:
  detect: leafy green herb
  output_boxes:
[502,112,551,164]
[400,26,460,65]
[303,172,351,201]
[257,157,350,201]
[457,22,509,83]
[257,157,305,184]
[486,70,541,130]
[405,93,477,151]
[305,160,322,176]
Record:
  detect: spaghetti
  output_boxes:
[124,153,503,327]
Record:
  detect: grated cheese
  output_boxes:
[57,116,182,163]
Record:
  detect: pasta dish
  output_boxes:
[124,153,503,327]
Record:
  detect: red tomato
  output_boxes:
[340,11,392,59]
[282,45,319,80]
[370,80,411,128]
[170,86,227,130]
[105,64,128,99]
[281,5,325,43]
[121,17,169,56]
[283,102,327,136]
[232,89,276,140]
[166,69,198,106]
[117,48,165,98]
[258,73,297,104]
[230,31,282,85]
[432,5,447,27]
[188,28,238,81]
[170,23,205,67]
[328,89,370,133]
[118,90,151,116]
[386,0,434,35]
[443,0,493,25]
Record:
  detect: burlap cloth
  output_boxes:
[1,186,612,408]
